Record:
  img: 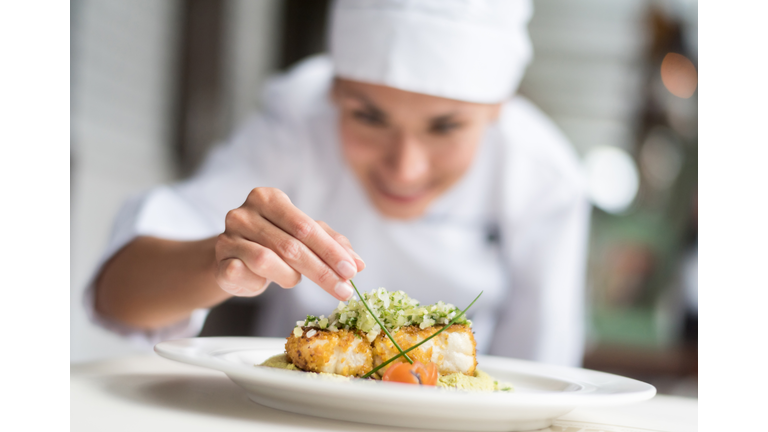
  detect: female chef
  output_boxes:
[87,0,590,366]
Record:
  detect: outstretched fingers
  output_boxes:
[317,220,365,271]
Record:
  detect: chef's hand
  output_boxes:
[214,187,365,301]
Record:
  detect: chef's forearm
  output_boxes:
[94,236,229,330]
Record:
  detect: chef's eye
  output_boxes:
[430,121,462,135]
[353,110,387,127]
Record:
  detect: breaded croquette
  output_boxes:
[285,327,373,377]
[285,288,478,378]
[372,324,477,377]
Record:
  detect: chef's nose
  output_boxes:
[388,131,429,184]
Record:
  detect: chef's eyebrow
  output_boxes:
[339,84,465,123]
[430,112,462,123]
[339,89,388,119]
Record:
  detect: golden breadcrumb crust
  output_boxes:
[285,327,373,377]
[284,324,476,378]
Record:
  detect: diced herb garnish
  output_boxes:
[350,280,412,364]
[293,287,473,344]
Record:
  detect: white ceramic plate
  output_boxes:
[155,337,655,432]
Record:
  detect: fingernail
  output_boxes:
[337,260,357,279]
[355,257,366,270]
[351,250,364,264]
[334,281,353,300]
[345,248,366,271]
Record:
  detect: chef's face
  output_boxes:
[332,78,502,220]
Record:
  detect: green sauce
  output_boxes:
[258,354,351,381]
[437,370,514,392]
[260,354,301,371]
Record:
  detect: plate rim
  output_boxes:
[154,336,656,407]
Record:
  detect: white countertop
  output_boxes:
[71,355,697,432]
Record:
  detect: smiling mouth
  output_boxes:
[375,185,431,204]
[368,172,434,205]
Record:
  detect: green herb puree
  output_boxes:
[258,354,351,381]
[437,370,514,392]
[260,354,301,371]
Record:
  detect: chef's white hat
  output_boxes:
[329,0,533,104]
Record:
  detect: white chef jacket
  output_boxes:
[84,55,590,367]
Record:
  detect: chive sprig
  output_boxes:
[362,290,483,379]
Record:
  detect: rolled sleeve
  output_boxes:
[81,186,221,346]
[82,110,304,346]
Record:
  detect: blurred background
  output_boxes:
[70,0,698,397]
